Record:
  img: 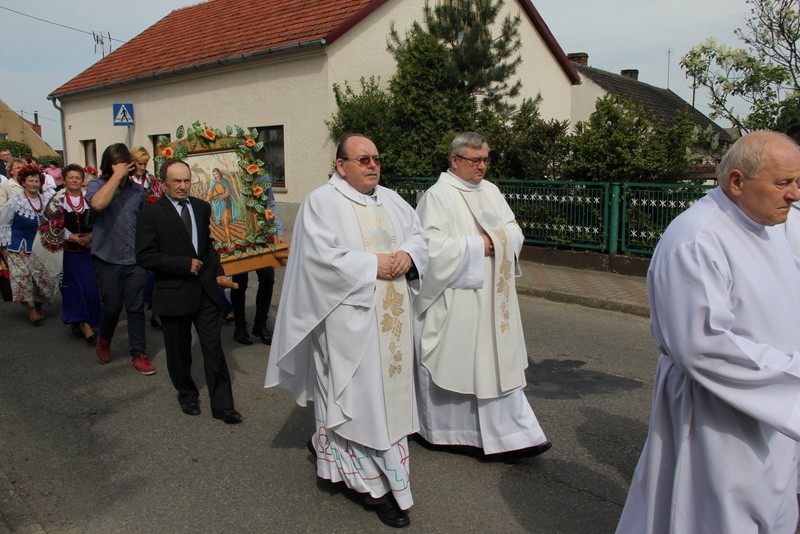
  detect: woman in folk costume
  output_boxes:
[40,164,101,344]
[0,165,56,323]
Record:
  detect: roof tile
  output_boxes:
[576,64,732,142]
[50,0,380,98]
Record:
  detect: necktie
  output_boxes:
[178,199,192,236]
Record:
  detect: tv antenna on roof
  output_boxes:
[666,47,672,89]
[93,31,113,57]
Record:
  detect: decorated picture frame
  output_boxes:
[155,121,288,274]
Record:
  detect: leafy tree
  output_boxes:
[0,140,32,158]
[775,93,800,131]
[325,76,399,173]
[563,96,699,183]
[330,0,525,178]
[473,97,570,179]
[35,155,63,168]
[394,0,523,114]
[681,0,800,131]
[388,27,476,176]
[501,98,570,180]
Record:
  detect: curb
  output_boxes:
[517,287,650,318]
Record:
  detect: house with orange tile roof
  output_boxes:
[48,0,579,211]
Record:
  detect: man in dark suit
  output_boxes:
[135,159,242,424]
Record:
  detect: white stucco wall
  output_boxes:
[502,1,573,122]
[59,48,331,205]
[570,74,606,128]
[326,0,427,91]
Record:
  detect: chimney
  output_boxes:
[34,111,39,125]
[620,69,639,81]
[567,52,588,66]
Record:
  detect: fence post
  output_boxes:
[608,182,621,254]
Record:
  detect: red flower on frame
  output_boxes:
[246,164,260,175]
[245,138,256,147]
[161,146,175,158]
[202,129,216,141]
[251,186,264,197]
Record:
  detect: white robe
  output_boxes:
[265,173,428,508]
[414,171,546,454]
[784,203,800,256]
[617,187,800,533]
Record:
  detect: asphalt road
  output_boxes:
[0,271,657,533]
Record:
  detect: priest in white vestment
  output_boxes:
[265,134,428,529]
[617,131,800,533]
[414,132,550,462]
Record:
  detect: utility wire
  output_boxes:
[0,5,128,43]
[0,109,59,124]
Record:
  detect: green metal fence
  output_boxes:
[620,183,714,254]
[389,177,714,256]
[497,179,609,251]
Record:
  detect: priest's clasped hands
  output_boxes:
[376,251,413,280]
[481,232,495,257]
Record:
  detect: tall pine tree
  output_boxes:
[389,0,523,115]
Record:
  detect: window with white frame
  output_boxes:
[250,125,284,188]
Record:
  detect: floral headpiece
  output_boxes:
[18,164,43,178]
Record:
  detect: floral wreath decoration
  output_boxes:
[154,121,278,260]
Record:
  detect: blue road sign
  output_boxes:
[113,103,134,126]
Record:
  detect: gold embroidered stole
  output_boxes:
[459,188,520,389]
[349,200,414,444]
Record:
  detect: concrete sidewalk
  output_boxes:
[517,260,649,317]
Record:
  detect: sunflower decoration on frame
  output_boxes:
[154,121,287,274]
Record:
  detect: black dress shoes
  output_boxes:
[180,401,201,416]
[500,441,552,464]
[364,495,410,528]
[252,326,273,345]
[212,409,243,424]
[519,441,552,458]
[233,327,253,345]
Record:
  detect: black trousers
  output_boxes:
[160,290,234,414]
[92,257,146,358]
[230,267,274,329]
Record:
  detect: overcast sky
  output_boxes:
[1,0,751,152]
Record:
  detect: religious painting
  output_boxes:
[155,121,288,275]
[181,152,247,244]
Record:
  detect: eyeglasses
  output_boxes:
[342,155,382,166]
[455,154,491,166]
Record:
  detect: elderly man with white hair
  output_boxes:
[617,130,800,533]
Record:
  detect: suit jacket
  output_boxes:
[135,195,223,316]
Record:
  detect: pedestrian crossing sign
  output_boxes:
[113,103,134,126]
